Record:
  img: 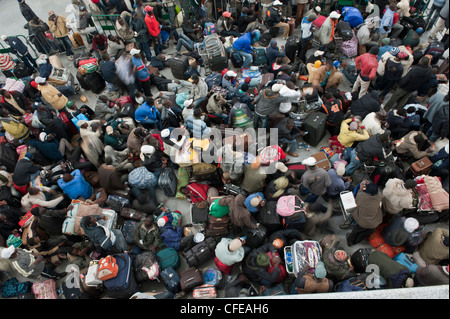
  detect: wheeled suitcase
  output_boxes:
[203,33,228,72]
[410,157,433,176]
[285,35,299,64]
[302,112,327,146]
[13,62,33,79]
[290,240,322,276]
[190,203,209,225]
[106,194,130,212]
[0,144,19,173]
[158,167,178,197]
[103,253,138,299]
[183,236,217,267]
[160,266,181,293]
[120,207,146,221]
[393,252,418,274]
[180,267,204,292]
[311,151,331,170]
[168,53,190,79]
[258,200,282,234]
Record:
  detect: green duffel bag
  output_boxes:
[209,198,229,218]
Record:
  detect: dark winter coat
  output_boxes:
[399,64,433,92]
[12,158,40,186]
[350,91,381,119]
[355,134,391,163]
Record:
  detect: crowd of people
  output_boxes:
[0,0,448,299]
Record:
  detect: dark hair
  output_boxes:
[397,108,407,116]
[63,174,73,183]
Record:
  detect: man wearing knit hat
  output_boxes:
[383,216,423,253]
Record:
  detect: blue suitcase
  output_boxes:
[393,253,418,274]
[103,253,138,299]
[160,267,181,293]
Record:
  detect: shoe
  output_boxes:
[287,152,299,157]
[67,55,74,61]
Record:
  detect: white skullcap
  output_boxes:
[404,217,419,233]
[34,77,46,84]
[39,132,48,142]
[161,129,170,138]
[226,70,237,77]
[1,245,15,259]
[140,145,155,155]
[302,157,317,166]
[183,99,193,108]
[272,83,283,93]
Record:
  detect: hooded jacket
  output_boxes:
[355,52,378,80]
[254,88,286,116]
[394,131,429,159]
[418,227,449,265]
[382,178,415,214]
[232,32,254,54]
[355,134,391,162]
[337,118,370,147]
[12,158,40,186]
[351,191,383,229]
[242,243,281,285]
[265,40,286,66]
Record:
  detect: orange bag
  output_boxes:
[98,256,119,281]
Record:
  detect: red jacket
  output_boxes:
[145,14,160,37]
[355,53,378,80]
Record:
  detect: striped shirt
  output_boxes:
[0,54,15,71]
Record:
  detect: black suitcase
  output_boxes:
[285,35,299,63]
[183,236,217,267]
[158,167,178,197]
[258,31,272,47]
[160,266,181,293]
[168,53,189,79]
[191,203,209,224]
[13,62,33,79]
[336,21,353,41]
[302,112,327,147]
[0,144,19,173]
[252,47,268,66]
[243,223,268,249]
[258,201,282,234]
[230,50,243,68]
[118,103,135,118]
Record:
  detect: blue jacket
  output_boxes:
[135,102,160,122]
[233,32,253,54]
[57,169,93,200]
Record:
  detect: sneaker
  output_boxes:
[67,55,74,61]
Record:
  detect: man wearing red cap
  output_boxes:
[144,6,162,56]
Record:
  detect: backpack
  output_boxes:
[204,22,215,36]
[276,195,306,217]
[98,256,119,281]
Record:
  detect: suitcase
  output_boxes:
[118,103,135,118]
[205,215,230,237]
[311,151,331,170]
[350,248,373,273]
[156,247,181,271]
[205,72,222,90]
[302,112,327,146]
[13,62,33,79]
[290,240,322,277]
[180,267,204,292]
[85,260,102,287]
[183,236,217,267]
[103,253,138,299]
[285,35,299,64]
[243,223,268,248]
[192,284,217,299]
[393,252,418,274]
[302,83,319,104]
[192,163,218,182]
[106,194,130,212]
[203,34,228,72]
[258,31,272,47]
[160,266,181,293]
[49,55,64,68]
[410,157,433,176]
[120,207,147,221]
[84,71,106,94]
[336,21,353,41]
[258,201,282,234]
[190,203,209,225]
[168,53,190,79]
[158,167,178,197]
[121,219,136,244]
[252,47,268,66]
[424,42,446,65]
[0,144,19,173]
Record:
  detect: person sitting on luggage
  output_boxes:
[215,237,246,275]
[416,227,449,266]
[290,261,334,294]
[57,169,93,200]
[222,70,240,98]
[232,30,261,70]
[382,178,417,215]
[276,118,305,157]
[382,216,423,253]
[20,186,64,212]
[12,153,42,195]
[265,1,291,40]
[98,158,128,194]
[310,59,343,93]
[317,11,340,50]
[132,215,165,254]
[300,157,332,203]
[188,74,208,109]
[242,243,283,287]
[135,97,162,130]
[94,95,119,121]
[394,130,435,161]
[321,91,345,136]
[216,11,240,37]
[80,214,128,255]
[185,108,211,139]
[206,92,229,124]
[265,40,287,67]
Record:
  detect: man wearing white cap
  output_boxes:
[318,11,340,49]
[300,157,332,203]
[222,70,239,96]
[382,216,423,253]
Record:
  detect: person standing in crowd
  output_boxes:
[47,10,75,61]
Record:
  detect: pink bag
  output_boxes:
[340,31,358,58]
[276,195,306,217]
[32,279,57,299]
